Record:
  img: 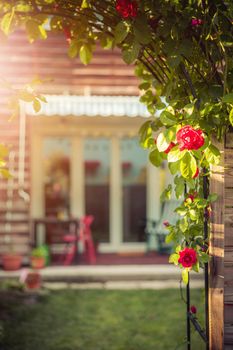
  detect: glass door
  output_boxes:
[42,137,71,244]
[84,138,110,243]
[120,137,147,243]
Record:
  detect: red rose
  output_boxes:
[116,0,138,18]
[176,125,204,151]
[164,142,176,154]
[190,305,197,314]
[178,247,197,268]
[193,167,199,178]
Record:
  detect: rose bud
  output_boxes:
[163,220,170,227]
[186,192,197,203]
[63,27,72,44]
[191,18,203,27]
[190,305,197,314]
[164,142,176,154]
[193,167,199,178]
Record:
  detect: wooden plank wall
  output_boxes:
[224,132,233,347]
[209,140,224,349]
[0,31,139,103]
[0,31,140,257]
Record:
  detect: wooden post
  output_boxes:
[209,140,224,349]
[224,132,233,348]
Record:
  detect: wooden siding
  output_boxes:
[0,31,139,101]
[224,137,233,346]
[209,140,224,349]
[0,31,140,257]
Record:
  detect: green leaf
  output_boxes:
[68,40,79,58]
[122,42,140,64]
[229,108,233,126]
[37,94,47,103]
[169,161,180,175]
[156,102,166,110]
[180,152,197,179]
[160,111,177,126]
[199,253,209,263]
[0,168,12,179]
[139,82,151,90]
[168,146,186,163]
[139,120,152,146]
[174,176,185,199]
[0,144,9,158]
[179,217,188,232]
[166,231,175,244]
[192,262,200,273]
[204,145,220,165]
[149,148,163,167]
[169,253,179,264]
[182,269,189,285]
[183,103,194,117]
[79,45,92,65]
[156,127,177,152]
[208,193,218,202]
[114,21,129,44]
[186,178,195,189]
[189,209,198,220]
[175,207,187,216]
[25,19,47,42]
[1,9,14,35]
[33,99,41,113]
[222,93,233,103]
[160,185,172,202]
[81,0,90,8]
[157,132,170,152]
[133,15,152,44]
[19,91,34,102]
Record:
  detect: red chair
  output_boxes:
[62,215,96,265]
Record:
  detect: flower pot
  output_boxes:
[25,272,41,289]
[31,256,45,269]
[2,254,22,271]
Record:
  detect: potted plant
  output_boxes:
[30,247,46,269]
[20,269,41,290]
[25,271,41,289]
[2,235,22,271]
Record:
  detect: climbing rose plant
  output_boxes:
[0,0,233,284]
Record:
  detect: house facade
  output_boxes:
[0,32,165,257]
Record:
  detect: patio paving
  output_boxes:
[0,264,204,289]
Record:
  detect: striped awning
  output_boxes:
[26,95,151,118]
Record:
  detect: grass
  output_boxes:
[0,288,206,350]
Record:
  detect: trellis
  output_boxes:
[183,171,209,350]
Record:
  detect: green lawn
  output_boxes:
[0,288,206,350]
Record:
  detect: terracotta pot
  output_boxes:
[31,256,45,269]
[2,254,22,271]
[25,272,41,289]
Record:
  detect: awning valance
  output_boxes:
[26,95,151,118]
